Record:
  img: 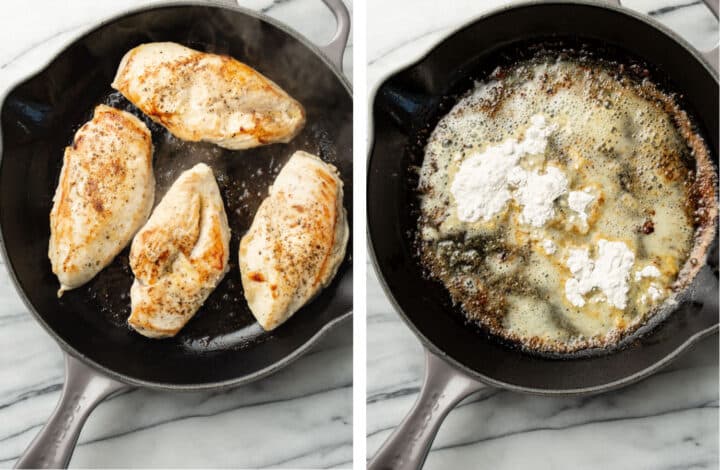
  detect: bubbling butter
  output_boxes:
[417,56,707,352]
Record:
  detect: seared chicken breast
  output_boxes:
[128,163,230,338]
[111,42,305,150]
[49,105,154,296]
[240,151,348,331]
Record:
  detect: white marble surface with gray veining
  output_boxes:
[0,0,352,468]
[367,1,719,468]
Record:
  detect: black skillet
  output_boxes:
[0,1,352,467]
[367,1,718,468]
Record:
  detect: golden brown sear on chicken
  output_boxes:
[240,151,348,331]
[112,42,305,150]
[49,105,154,296]
[128,163,231,339]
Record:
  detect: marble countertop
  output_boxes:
[0,1,352,468]
[367,1,719,469]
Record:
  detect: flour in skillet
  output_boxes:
[568,189,595,223]
[450,114,560,225]
[509,165,568,227]
[635,265,661,280]
[565,239,636,309]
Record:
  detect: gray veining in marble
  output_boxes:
[367,1,719,468]
[0,1,352,468]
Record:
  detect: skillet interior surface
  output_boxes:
[0,4,352,387]
[368,2,717,393]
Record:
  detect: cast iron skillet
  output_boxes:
[0,1,352,467]
[367,1,718,468]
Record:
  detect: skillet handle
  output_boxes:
[318,0,351,71]
[14,355,129,469]
[368,348,485,470]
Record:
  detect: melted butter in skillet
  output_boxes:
[417,58,712,352]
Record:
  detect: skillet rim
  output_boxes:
[367,0,719,396]
[0,0,353,391]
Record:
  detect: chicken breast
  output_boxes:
[128,163,230,338]
[49,105,154,296]
[111,42,305,150]
[240,151,348,330]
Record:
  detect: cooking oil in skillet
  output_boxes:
[417,57,716,353]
